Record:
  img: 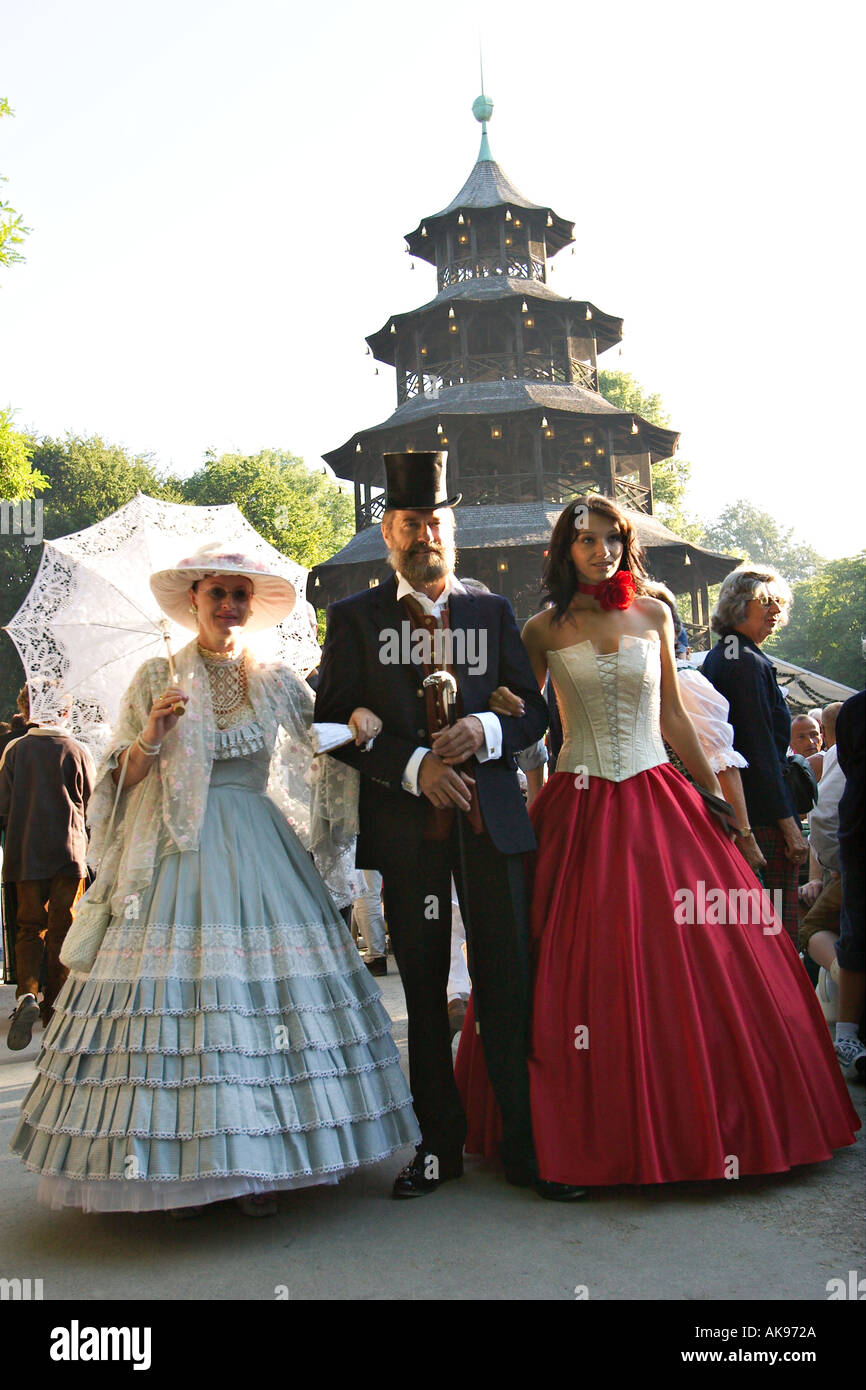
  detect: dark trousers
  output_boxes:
[380,824,536,1175]
[14,874,85,1022]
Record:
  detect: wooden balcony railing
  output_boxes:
[399,354,598,402]
[614,479,652,513]
[439,256,543,288]
[358,472,609,526]
[458,473,540,505]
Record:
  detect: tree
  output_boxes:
[180,449,354,571]
[0,434,181,716]
[0,98,29,270]
[701,500,823,585]
[597,370,703,539]
[0,409,48,498]
[767,553,866,690]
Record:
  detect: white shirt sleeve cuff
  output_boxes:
[516,738,548,772]
[401,746,430,795]
[473,712,502,763]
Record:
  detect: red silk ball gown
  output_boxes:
[455,635,859,1185]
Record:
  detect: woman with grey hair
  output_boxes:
[702,565,808,942]
[643,581,766,875]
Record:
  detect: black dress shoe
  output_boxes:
[365,956,387,977]
[391,1150,464,1199]
[535,1179,587,1202]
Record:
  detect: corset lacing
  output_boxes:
[595,652,621,781]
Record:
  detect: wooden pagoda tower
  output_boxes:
[312,94,735,643]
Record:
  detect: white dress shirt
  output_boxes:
[395,572,502,795]
[808,744,844,873]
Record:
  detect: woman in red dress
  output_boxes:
[455,496,859,1186]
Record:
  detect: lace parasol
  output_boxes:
[4,493,319,757]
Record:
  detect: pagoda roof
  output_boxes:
[367,280,622,361]
[312,502,736,587]
[406,155,574,263]
[436,156,549,218]
[324,380,679,473]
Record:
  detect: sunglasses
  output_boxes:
[201,586,253,603]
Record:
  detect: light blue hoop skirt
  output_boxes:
[11,751,419,1210]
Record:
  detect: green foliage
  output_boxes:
[26,433,183,535]
[0,99,29,270]
[597,369,670,425]
[597,370,702,538]
[701,500,824,585]
[0,435,352,718]
[0,409,48,498]
[180,449,354,570]
[0,434,181,716]
[767,553,866,690]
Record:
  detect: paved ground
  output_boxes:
[1,967,863,1302]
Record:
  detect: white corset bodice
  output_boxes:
[549,634,668,782]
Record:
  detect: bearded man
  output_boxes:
[315,453,581,1200]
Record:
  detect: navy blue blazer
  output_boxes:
[314,574,548,865]
[836,690,865,867]
[702,633,796,825]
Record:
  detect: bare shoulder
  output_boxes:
[634,595,671,633]
[522,608,555,647]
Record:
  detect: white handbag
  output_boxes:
[60,751,130,973]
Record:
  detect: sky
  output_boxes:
[1,0,863,560]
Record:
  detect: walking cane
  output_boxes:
[422,670,473,1014]
[159,620,186,717]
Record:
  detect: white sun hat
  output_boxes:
[150,541,297,635]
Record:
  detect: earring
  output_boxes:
[189,604,198,617]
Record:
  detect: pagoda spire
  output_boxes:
[473,48,494,162]
[312,94,734,648]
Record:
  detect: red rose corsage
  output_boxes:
[577,570,637,611]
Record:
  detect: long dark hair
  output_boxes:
[540,494,648,622]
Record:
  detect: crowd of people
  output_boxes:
[1,452,862,1217]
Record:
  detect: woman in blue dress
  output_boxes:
[11,544,419,1215]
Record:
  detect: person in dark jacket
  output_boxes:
[314,452,582,1202]
[0,689,40,983]
[832,690,865,1078]
[701,565,808,942]
[0,702,95,1048]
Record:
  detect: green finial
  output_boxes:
[471,88,494,162]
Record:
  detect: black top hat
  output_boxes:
[383,452,462,511]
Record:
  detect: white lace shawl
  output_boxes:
[84,639,360,914]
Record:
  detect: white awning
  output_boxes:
[690,652,858,713]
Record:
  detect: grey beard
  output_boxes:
[388,543,456,586]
